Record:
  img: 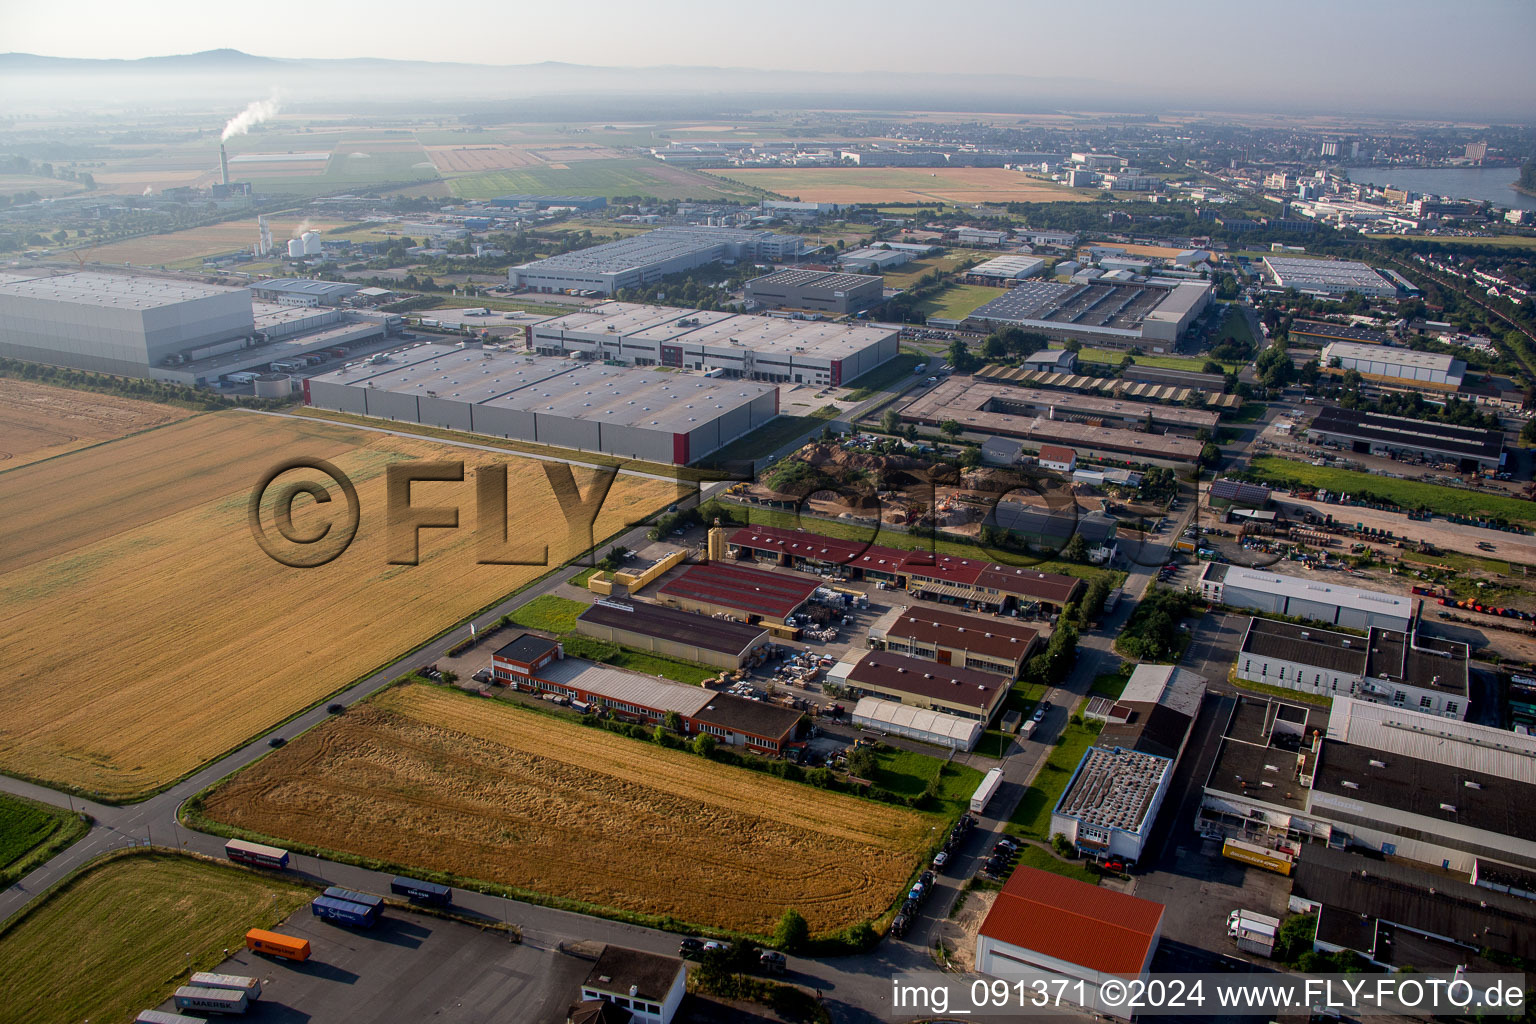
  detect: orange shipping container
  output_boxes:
[246,928,311,961]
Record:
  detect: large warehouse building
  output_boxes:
[901,379,1205,464]
[656,562,821,625]
[1307,406,1504,472]
[867,605,1040,678]
[1236,617,1469,719]
[1198,563,1414,631]
[0,271,254,377]
[1200,695,1536,877]
[529,303,899,387]
[575,599,770,670]
[303,342,779,465]
[832,650,1009,722]
[964,279,1211,349]
[964,255,1046,287]
[508,227,808,295]
[743,269,883,314]
[1320,340,1466,392]
[1052,746,1174,866]
[1262,256,1399,298]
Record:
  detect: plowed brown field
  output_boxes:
[0,412,672,798]
[0,380,191,468]
[203,684,932,935]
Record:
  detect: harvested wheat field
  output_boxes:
[0,412,672,798]
[708,166,1090,204]
[203,684,932,936]
[0,380,191,468]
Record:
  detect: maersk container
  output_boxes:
[173,984,249,1014]
[391,875,452,906]
[190,972,261,1000]
[311,895,378,928]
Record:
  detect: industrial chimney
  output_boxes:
[219,144,231,186]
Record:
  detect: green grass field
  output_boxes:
[1005,719,1100,841]
[702,406,841,466]
[916,283,1007,321]
[843,353,923,401]
[1091,668,1132,699]
[446,159,754,201]
[1247,456,1536,525]
[1366,234,1536,249]
[0,853,309,1024]
[508,594,591,633]
[1014,843,1100,885]
[873,748,984,819]
[0,793,89,888]
[1078,348,1243,374]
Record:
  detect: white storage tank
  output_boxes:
[254,372,294,399]
[302,231,323,256]
[287,238,305,258]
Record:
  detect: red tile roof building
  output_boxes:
[656,561,820,624]
[976,865,1164,1019]
[726,525,1083,613]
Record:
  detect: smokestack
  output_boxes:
[220,145,231,187]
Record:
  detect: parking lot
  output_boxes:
[154,907,590,1023]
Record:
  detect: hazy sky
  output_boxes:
[6,0,1536,117]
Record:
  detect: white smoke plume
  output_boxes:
[222,95,280,142]
[143,186,153,196]
[290,218,314,239]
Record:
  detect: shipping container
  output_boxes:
[391,875,452,906]
[173,985,249,1014]
[190,972,261,1000]
[245,928,311,961]
[1221,837,1294,876]
[322,886,383,912]
[312,895,378,928]
[136,1011,206,1024]
[970,767,1005,813]
[224,839,289,870]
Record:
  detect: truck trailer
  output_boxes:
[173,985,249,1014]
[1228,910,1281,957]
[136,1012,207,1024]
[311,895,378,928]
[224,839,289,870]
[245,928,311,962]
[970,767,1005,813]
[190,972,261,1000]
[391,875,452,906]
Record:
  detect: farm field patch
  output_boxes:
[201,684,934,936]
[0,792,88,887]
[0,412,673,798]
[0,853,308,1024]
[447,158,756,201]
[708,167,1089,204]
[76,215,363,266]
[0,379,192,467]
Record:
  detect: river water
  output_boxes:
[1349,166,1536,213]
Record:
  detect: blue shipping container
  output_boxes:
[311,895,378,928]
[323,886,384,911]
[390,875,452,906]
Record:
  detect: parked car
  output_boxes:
[908,883,925,902]
[759,950,787,974]
[702,940,731,954]
[994,837,1019,853]
[920,870,935,886]
[1031,702,1049,723]
[679,938,704,959]
[932,851,950,871]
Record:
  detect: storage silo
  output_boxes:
[287,238,305,258]
[253,373,293,399]
[302,231,323,256]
